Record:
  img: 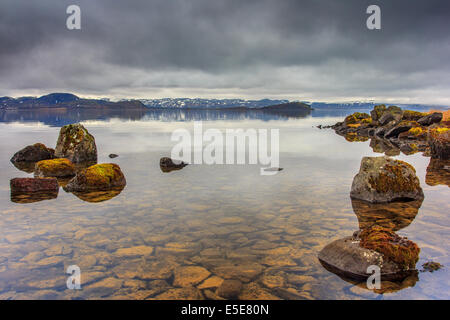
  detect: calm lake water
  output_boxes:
[0,108,448,300]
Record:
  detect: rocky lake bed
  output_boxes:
[0,107,448,300]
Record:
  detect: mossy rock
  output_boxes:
[344,112,370,125]
[65,163,126,192]
[428,128,450,160]
[359,226,420,270]
[10,143,55,163]
[402,110,427,121]
[350,156,424,203]
[35,158,76,178]
[370,105,386,122]
[55,124,97,163]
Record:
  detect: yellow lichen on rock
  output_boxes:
[35,158,76,177]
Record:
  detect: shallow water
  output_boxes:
[0,108,448,300]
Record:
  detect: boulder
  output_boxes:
[428,128,450,160]
[65,163,126,192]
[402,110,427,121]
[160,157,188,173]
[34,158,76,178]
[55,124,97,163]
[417,112,443,126]
[370,105,386,122]
[216,280,243,299]
[350,156,424,203]
[10,143,54,163]
[318,228,419,281]
[384,121,417,139]
[10,177,59,193]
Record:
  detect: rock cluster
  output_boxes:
[9,123,125,203]
[330,105,449,159]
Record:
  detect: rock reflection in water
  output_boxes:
[11,191,59,204]
[426,159,450,187]
[351,198,422,231]
[68,188,124,203]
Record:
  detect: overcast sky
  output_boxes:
[0,0,449,104]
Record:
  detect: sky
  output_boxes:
[0,0,449,104]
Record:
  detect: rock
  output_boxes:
[212,263,264,283]
[238,282,281,300]
[428,128,450,160]
[384,122,417,139]
[417,112,443,126]
[10,143,54,163]
[173,266,211,287]
[262,167,283,172]
[350,156,424,203]
[421,261,443,272]
[159,157,188,173]
[198,276,224,289]
[64,163,126,192]
[318,233,418,282]
[115,246,154,257]
[153,287,203,300]
[402,110,428,121]
[34,158,76,178]
[10,177,59,193]
[109,154,118,158]
[370,105,386,122]
[261,273,286,289]
[378,112,396,126]
[216,279,242,299]
[55,123,97,163]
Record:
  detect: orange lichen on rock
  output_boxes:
[65,163,126,192]
[35,158,76,177]
[368,161,418,194]
[359,226,420,269]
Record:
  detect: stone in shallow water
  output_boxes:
[173,266,211,287]
[153,287,204,300]
[198,276,224,289]
[262,255,296,267]
[213,263,264,283]
[115,245,154,257]
[216,279,243,299]
[350,156,424,203]
[261,273,286,289]
[10,143,55,164]
[238,282,281,300]
[35,158,76,178]
[55,123,97,163]
[65,163,126,192]
[83,277,123,297]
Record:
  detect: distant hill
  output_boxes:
[0,93,147,110]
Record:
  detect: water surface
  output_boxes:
[0,108,448,299]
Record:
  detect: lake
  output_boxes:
[0,107,448,299]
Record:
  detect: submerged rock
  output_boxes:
[216,279,242,299]
[34,158,76,178]
[159,157,188,173]
[64,163,126,192]
[350,156,424,203]
[421,261,443,273]
[10,143,55,164]
[55,123,97,163]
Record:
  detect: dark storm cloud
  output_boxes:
[0,0,449,103]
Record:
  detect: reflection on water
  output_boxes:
[0,109,448,300]
[11,191,59,204]
[352,198,422,231]
[69,189,124,203]
[426,159,450,187]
